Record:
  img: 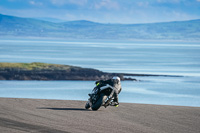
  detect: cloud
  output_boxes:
[157,0,181,3]
[137,2,149,7]
[50,0,87,6]
[29,0,43,6]
[50,0,68,6]
[29,1,35,5]
[94,0,120,10]
[68,0,88,6]
[197,0,200,2]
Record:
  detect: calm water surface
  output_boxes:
[0,39,200,107]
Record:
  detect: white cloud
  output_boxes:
[50,0,87,6]
[50,0,67,6]
[29,0,43,6]
[137,2,149,7]
[68,0,88,6]
[197,0,200,2]
[94,0,120,10]
[29,1,35,5]
[63,13,77,20]
[157,0,180,3]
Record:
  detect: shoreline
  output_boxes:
[0,62,182,81]
[0,97,200,133]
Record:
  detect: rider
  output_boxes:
[96,76,122,106]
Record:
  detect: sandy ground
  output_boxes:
[0,98,200,133]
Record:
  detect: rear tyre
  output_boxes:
[91,93,105,111]
[85,101,90,109]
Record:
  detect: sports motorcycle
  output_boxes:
[85,82,117,111]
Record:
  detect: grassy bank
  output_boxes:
[0,62,73,71]
[0,62,116,80]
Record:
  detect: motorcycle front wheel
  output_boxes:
[85,101,90,109]
[91,93,106,111]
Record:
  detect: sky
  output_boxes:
[0,0,200,24]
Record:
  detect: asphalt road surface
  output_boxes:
[0,98,200,133]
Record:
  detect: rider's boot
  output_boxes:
[113,97,119,107]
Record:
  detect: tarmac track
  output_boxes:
[0,98,200,133]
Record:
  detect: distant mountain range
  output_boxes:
[0,14,200,41]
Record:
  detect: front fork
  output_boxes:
[87,95,92,107]
[88,100,92,107]
[88,93,98,107]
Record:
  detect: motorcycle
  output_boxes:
[85,82,117,111]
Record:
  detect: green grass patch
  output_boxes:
[0,62,72,70]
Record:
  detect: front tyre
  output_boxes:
[91,93,105,111]
[85,101,90,109]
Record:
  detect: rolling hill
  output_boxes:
[0,14,200,41]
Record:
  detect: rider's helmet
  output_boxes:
[112,76,121,83]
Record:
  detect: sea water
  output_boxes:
[0,39,200,107]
